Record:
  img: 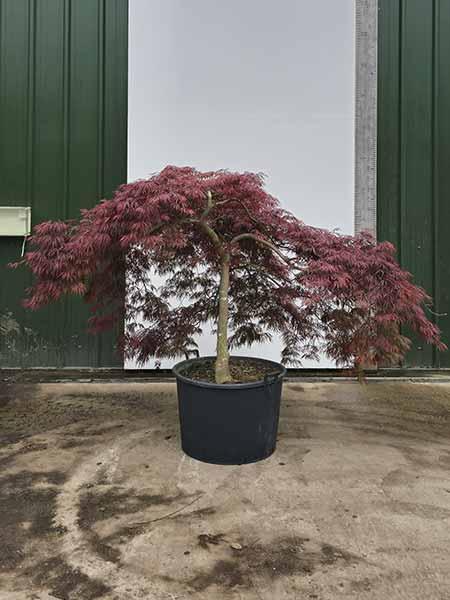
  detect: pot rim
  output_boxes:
[172,355,286,390]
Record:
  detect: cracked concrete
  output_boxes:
[0,381,450,599]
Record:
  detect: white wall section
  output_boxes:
[127,0,355,368]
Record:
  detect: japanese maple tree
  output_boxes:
[14,166,444,383]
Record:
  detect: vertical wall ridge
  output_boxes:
[26,0,36,213]
[396,0,402,264]
[96,0,106,367]
[62,0,71,220]
[97,0,105,200]
[431,0,438,365]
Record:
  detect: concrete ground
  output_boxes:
[1,381,450,600]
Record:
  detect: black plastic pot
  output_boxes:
[173,356,286,465]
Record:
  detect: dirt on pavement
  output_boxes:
[0,380,450,599]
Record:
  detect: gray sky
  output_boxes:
[127,0,355,367]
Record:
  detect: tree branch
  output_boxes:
[230,233,292,264]
[229,198,277,239]
[200,190,215,221]
[198,221,225,256]
[148,192,224,259]
[237,261,293,288]
[146,217,191,237]
[189,190,227,257]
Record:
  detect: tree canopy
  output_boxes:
[14,166,444,378]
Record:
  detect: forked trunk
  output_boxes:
[215,253,232,384]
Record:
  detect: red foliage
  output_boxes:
[12,166,445,367]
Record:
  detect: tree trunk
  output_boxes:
[215,253,232,384]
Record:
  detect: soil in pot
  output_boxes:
[178,356,281,384]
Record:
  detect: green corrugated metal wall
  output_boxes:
[0,0,128,367]
[378,0,450,367]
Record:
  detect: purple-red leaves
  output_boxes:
[15,166,445,367]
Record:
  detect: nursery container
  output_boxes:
[173,356,286,465]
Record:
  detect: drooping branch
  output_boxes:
[231,233,292,265]
[227,197,279,239]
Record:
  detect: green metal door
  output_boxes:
[378,0,450,367]
[0,0,128,367]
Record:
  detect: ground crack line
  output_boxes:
[128,493,204,528]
